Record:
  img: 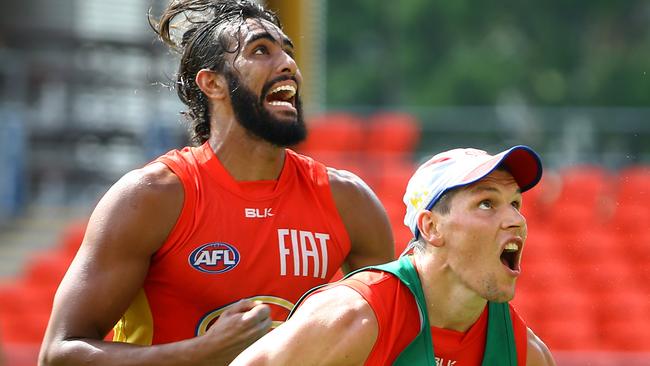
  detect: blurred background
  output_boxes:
[0,0,649,364]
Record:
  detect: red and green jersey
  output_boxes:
[297,256,528,365]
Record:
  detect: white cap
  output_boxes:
[403,145,543,239]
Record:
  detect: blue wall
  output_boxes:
[0,108,26,223]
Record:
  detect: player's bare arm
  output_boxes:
[231,285,377,366]
[39,163,270,366]
[328,168,395,272]
[526,328,557,366]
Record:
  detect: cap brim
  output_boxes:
[463,145,543,193]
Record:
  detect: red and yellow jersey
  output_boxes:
[113,142,351,345]
[339,270,528,365]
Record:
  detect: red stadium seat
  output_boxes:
[516,233,562,296]
[295,113,369,180]
[600,318,650,351]
[0,283,25,313]
[0,283,51,344]
[520,228,557,261]
[554,165,614,220]
[557,165,612,201]
[607,203,650,239]
[520,170,563,223]
[614,231,650,268]
[596,289,649,324]
[546,202,599,238]
[571,261,637,293]
[379,195,405,224]
[365,111,421,156]
[23,250,71,290]
[535,316,600,351]
[296,112,365,153]
[558,229,618,265]
[392,226,414,256]
[1,311,50,344]
[372,159,416,203]
[517,290,597,350]
[2,343,41,366]
[615,165,650,206]
[597,290,650,351]
[307,152,368,181]
[515,259,574,296]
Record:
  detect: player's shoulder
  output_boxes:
[82,162,184,258]
[326,166,380,213]
[327,166,367,190]
[120,162,181,193]
[298,283,375,330]
[345,269,397,287]
[344,269,404,301]
[526,327,557,366]
[106,162,183,210]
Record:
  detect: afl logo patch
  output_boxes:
[189,242,240,274]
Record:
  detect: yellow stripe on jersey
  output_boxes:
[113,288,154,345]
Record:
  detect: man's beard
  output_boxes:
[226,71,306,147]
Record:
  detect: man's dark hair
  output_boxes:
[151,0,282,145]
[409,189,457,253]
[430,190,457,215]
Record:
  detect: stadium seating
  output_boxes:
[0,228,81,365]
[615,165,650,205]
[555,165,613,205]
[517,163,650,352]
[371,158,416,200]
[365,111,421,156]
[597,289,650,350]
[608,203,650,239]
[296,112,366,154]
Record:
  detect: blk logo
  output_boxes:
[189,242,240,274]
[245,208,274,218]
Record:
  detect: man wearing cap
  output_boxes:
[231,145,556,366]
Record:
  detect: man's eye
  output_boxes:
[253,46,268,55]
[511,201,521,210]
[479,200,492,209]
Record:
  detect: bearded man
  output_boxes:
[39,1,393,365]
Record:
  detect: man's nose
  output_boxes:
[504,205,526,231]
[277,51,298,76]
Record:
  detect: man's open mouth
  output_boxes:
[500,241,521,272]
[265,84,296,110]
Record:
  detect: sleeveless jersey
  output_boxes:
[293,256,527,365]
[113,142,351,345]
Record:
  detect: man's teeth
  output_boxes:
[269,85,296,97]
[269,101,293,107]
[504,243,518,251]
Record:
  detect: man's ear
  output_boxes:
[196,69,228,100]
[417,210,444,247]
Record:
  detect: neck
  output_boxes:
[413,253,487,332]
[207,113,286,181]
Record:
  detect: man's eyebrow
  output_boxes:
[245,32,294,50]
